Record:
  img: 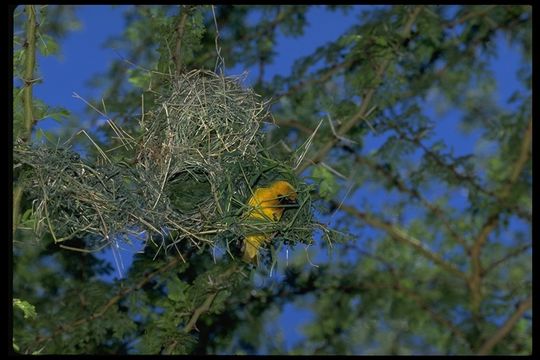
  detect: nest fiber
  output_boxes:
[14,69,313,261]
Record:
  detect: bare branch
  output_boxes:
[12,186,24,237]
[272,258,471,349]
[347,244,471,348]
[393,123,531,223]
[198,5,297,67]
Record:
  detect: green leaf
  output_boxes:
[337,33,362,47]
[19,208,36,228]
[44,107,70,123]
[127,69,151,89]
[373,36,388,47]
[312,165,339,201]
[167,276,188,303]
[13,298,37,319]
[38,34,61,56]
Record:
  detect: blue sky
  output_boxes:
[25,5,530,354]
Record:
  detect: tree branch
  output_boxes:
[352,151,469,248]
[445,5,498,28]
[275,118,469,249]
[394,283,469,347]
[34,256,181,348]
[275,118,315,135]
[183,291,219,333]
[183,264,240,334]
[271,262,470,349]
[499,118,532,199]
[13,5,38,236]
[295,66,382,174]
[295,6,423,174]
[275,58,355,100]
[22,5,37,139]
[174,5,191,75]
[12,185,24,237]
[469,118,532,313]
[197,6,298,68]
[339,204,468,280]
[393,125,499,200]
[482,243,531,276]
[392,120,531,224]
[468,213,498,313]
[476,295,532,355]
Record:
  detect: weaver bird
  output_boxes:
[242,180,298,263]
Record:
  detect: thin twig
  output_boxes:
[393,126,498,199]
[277,118,469,249]
[482,243,532,276]
[211,5,224,72]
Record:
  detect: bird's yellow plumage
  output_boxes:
[242,180,297,263]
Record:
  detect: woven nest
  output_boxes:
[139,70,265,171]
[14,70,315,263]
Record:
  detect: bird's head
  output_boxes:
[272,180,298,206]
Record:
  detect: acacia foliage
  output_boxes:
[12,5,531,355]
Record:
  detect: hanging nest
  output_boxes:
[14,70,316,263]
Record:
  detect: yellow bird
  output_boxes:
[242,180,298,263]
